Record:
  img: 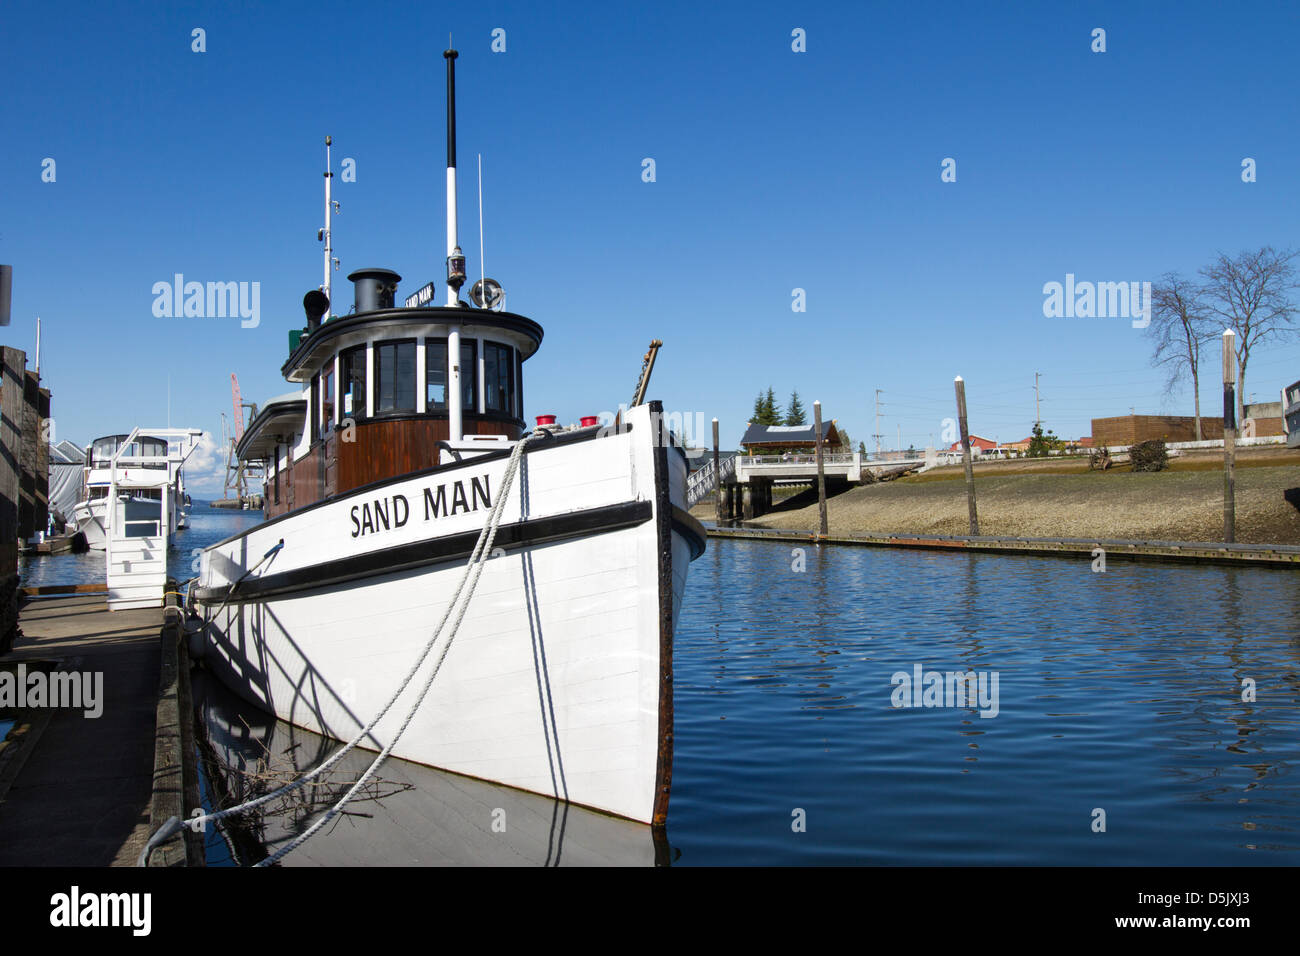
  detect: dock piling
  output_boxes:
[1222,330,1236,543]
[713,418,721,526]
[814,401,828,537]
[955,376,979,535]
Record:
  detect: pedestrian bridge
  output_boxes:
[687,450,937,514]
[736,451,930,484]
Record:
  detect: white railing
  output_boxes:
[741,453,860,466]
[686,454,737,507]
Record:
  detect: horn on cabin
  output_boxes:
[348,268,402,314]
[303,289,330,331]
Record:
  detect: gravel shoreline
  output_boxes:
[693,466,1300,545]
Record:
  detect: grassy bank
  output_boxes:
[694,454,1300,545]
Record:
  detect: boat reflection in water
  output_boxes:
[192,671,666,866]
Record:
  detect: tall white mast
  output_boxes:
[323,136,334,313]
[445,48,466,441]
[478,153,486,302]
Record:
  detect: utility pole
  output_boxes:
[1034,371,1041,428]
[873,389,883,456]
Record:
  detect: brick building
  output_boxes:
[1091,415,1223,446]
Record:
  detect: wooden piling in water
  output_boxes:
[1222,330,1236,543]
[712,418,721,526]
[814,401,828,537]
[955,376,979,535]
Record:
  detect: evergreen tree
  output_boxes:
[785,390,807,426]
[751,390,766,424]
[1027,422,1063,458]
[763,387,779,425]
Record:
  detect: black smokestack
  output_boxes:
[347,268,402,314]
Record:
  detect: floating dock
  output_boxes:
[0,587,200,866]
[19,532,85,556]
[708,525,1300,568]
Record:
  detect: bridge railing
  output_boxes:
[740,453,859,467]
[686,453,737,507]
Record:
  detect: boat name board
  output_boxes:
[350,475,492,538]
[403,281,438,309]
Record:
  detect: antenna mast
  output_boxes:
[323,136,334,312]
[478,153,485,308]
[444,47,467,441]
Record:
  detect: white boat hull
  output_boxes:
[72,499,107,550]
[195,403,703,825]
[74,490,184,551]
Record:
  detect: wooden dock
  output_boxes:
[0,590,201,866]
[707,525,1300,568]
[19,532,85,555]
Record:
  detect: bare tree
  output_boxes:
[1148,272,1213,440]
[1199,247,1300,422]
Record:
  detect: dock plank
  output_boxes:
[0,595,163,866]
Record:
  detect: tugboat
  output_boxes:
[192,48,705,825]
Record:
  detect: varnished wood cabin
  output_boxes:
[238,268,542,519]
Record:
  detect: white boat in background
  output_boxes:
[192,47,706,827]
[73,430,200,550]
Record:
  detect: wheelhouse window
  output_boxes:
[134,437,168,469]
[374,339,417,414]
[422,338,476,415]
[484,342,516,416]
[340,345,366,420]
[515,351,524,419]
[460,340,477,414]
[322,361,335,428]
[310,374,320,441]
[426,338,448,410]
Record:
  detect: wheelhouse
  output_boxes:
[87,434,169,470]
[239,268,544,519]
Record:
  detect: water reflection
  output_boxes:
[192,672,663,866]
[670,541,1300,865]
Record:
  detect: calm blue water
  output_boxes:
[192,535,1300,865]
[17,503,262,588]
[669,541,1300,864]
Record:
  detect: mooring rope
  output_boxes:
[140,430,543,866]
[205,539,284,622]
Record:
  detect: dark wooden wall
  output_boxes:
[1,348,23,652]
[263,415,521,520]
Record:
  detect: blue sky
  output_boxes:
[3,0,1298,490]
